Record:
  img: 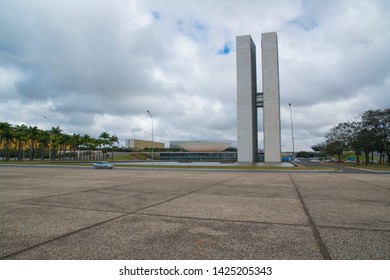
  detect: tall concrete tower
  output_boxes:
[236,32,281,164]
[236,35,258,163]
[262,32,281,163]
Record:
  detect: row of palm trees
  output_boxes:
[0,122,119,161]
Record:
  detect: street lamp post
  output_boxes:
[43,116,52,164]
[288,103,295,161]
[146,110,154,167]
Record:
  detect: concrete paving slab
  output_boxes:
[319,227,390,259]
[7,215,322,260]
[0,181,105,203]
[339,174,390,189]
[199,173,297,198]
[219,173,293,187]
[139,194,308,225]
[290,173,390,201]
[0,202,122,258]
[199,184,297,199]
[0,169,144,203]
[304,199,390,230]
[110,178,220,194]
[21,190,180,213]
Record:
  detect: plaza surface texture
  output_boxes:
[0,166,389,260]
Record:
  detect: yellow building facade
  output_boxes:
[125,139,164,150]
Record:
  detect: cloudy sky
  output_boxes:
[1,0,389,150]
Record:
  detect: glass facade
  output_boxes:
[159,152,264,162]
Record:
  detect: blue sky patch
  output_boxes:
[288,17,318,31]
[217,42,232,55]
[152,11,161,20]
[177,18,209,41]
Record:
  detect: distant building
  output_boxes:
[125,139,164,150]
[169,141,231,152]
[160,152,237,162]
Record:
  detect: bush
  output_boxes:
[296,151,310,158]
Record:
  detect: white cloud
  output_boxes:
[0,67,23,96]
[1,0,389,149]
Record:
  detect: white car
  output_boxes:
[93,161,114,169]
[309,159,320,163]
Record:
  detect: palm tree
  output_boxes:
[51,126,63,160]
[27,126,40,161]
[14,124,28,160]
[38,130,50,160]
[109,135,119,161]
[70,133,81,160]
[81,134,95,160]
[59,134,71,160]
[99,132,110,160]
[0,122,13,161]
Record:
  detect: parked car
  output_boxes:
[93,161,114,169]
[309,159,320,163]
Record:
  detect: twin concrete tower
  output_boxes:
[236,32,281,163]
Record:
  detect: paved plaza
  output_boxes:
[0,166,389,260]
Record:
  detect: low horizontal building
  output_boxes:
[160,152,264,162]
[160,152,237,162]
[169,141,231,152]
[125,139,164,150]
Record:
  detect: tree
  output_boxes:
[51,126,63,160]
[59,134,71,160]
[325,124,348,160]
[70,134,81,160]
[316,108,389,165]
[296,151,309,158]
[362,109,390,166]
[338,121,364,165]
[325,140,344,160]
[14,124,28,160]
[377,109,390,165]
[38,130,51,160]
[0,122,14,160]
[324,120,368,164]
[311,142,326,152]
[109,134,119,161]
[99,132,110,160]
[0,121,124,163]
[80,134,95,160]
[27,126,40,161]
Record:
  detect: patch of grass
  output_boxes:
[341,152,357,161]
[112,154,137,161]
[113,152,160,161]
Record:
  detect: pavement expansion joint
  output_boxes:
[136,212,309,228]
[289,173,332,260]
[131,173,249,214]
[300,196,390,204]
[16,201,128,214]
[0,212,130,260]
